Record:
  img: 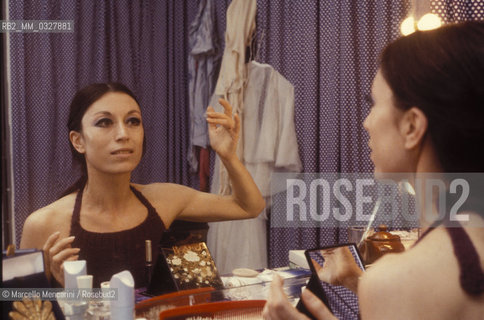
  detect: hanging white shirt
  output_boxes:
[208,61,302,274]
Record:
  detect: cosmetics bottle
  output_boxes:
[62,260,88,320]
[145,240,153,286]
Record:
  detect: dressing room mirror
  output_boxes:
[299,244,365,319]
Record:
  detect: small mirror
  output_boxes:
[297,244,365,319]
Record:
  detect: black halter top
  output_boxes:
[70,186,165,288]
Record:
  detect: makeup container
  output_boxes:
[110,270,135,320]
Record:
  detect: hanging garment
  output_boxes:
[187,0,220,172]
[208,61,302,273]
[214,0,257,195]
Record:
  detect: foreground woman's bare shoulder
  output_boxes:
[359,227,465,319]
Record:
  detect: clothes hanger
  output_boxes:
[248,29,266,66]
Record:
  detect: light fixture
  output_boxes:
[417,13,442,31]
[400,0,442,35]
[401,16,416,35]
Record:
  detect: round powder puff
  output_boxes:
[232,268,259,277]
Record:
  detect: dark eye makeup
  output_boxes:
[126,117,141,126]
[93,113,141,128]
[95,118,113,127]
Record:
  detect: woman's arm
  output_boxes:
[205,98,265,215]
[167,98,265,223]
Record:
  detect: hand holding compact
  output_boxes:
[312,246,363,293]
[262,274,337,320]
[262,274,310,320]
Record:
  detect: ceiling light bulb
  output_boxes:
[417,13,442,31]
[401,16,416,36]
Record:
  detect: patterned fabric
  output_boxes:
[431,0,484,22]
[260,0,484,268]
[321,281,359,320]
[187,0,221,172]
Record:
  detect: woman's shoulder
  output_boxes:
[21,193,77,247]
[359,227,464,319]
[32,192,77,219]
[361,227,456,282]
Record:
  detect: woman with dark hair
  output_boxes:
[20,83,265,288]
[263,21,484,319]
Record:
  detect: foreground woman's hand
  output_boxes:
[43,232,80,287]
[262,274,337,320]
[206,98,240,161]
[312,246,363,293]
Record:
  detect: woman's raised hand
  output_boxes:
[42,231,80,287]
[206,98,240,161]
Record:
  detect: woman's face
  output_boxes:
[72,92,144,175]
[363,70,411,174]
